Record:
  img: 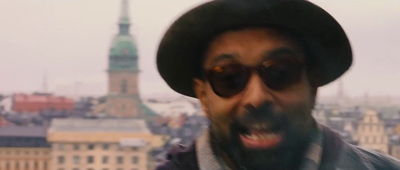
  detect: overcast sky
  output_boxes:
[0,0,399,99]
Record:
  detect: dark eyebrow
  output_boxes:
[212,54,239,64]
[263,47,302,60]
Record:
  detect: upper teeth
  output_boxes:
[245,133,277,141]
[251,123,268,130]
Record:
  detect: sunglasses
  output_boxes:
[205,57,305,98]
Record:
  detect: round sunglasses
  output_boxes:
[205,57,305,98]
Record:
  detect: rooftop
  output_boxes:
[0,126,47,137]
[13,94,74,103]
[49,118,150,133]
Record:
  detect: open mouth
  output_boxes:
[237,123,284,149]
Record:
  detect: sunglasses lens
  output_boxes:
[208,65,249,97]
[260,59,303,90]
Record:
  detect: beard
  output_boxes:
[209,104,317,170]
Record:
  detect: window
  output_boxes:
[44,161,47,170]
[73,144,80,150]
[25,162,29,168]
[117,169,123,170]
[34,161,39,168]
[132,156,139,164]
[87,156,94,164]
[372,116,378,123]
[117,156,124,164]
[118,145,124,151]
[88,144,95,150]
[102,144,109,150]
[121,104,126,112]
[15,161,19,169]
[102,156,109,164]
[121,79,128,94]
[58,156,65,164]
[73,168,80,170]
[58,144,64,150]
[73,156,80,164]
[131,147,138,151]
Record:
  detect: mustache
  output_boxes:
[233,104,289,129]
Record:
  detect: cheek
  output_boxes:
[204,84,241,136]
[272,86,315,133]
[273,80,314,116]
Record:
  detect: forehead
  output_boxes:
[203,27,303,69]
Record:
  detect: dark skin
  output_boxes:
[193,28,318,170]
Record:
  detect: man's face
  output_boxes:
[194,28,317,168]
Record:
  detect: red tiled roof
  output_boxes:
[13,94,73,103]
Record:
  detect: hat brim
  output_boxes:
[157,0,352,98]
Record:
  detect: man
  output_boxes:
[156,0,400,169]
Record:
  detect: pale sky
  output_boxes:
[0,0,399,99]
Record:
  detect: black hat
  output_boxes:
[157,0,352,98]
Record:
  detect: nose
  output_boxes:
[240,72,274,108]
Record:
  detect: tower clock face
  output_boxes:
[121,48,130,55]
[109,47,138,70]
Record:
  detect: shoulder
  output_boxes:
[334,137,400,169]
[354,146,400,170]
[156,143,200,170]
[319,125,400,169]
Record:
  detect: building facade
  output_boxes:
[0,126,51,170]
[356,110,389,153]
[47,119,153,170]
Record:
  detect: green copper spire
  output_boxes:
[119,0,130,34]
[109,0,138,72]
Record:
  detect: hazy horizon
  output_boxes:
[1,0,399,99]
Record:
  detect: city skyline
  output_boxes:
[0,0,399,99]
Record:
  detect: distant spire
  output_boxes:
[364,91,369,106]
[42,71,48,93]
[338,79,345,99]
[118,0,130,35]
[120,0,129,19]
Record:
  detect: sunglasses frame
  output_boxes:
[205,58,305,98]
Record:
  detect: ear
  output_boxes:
[193,78,210,119]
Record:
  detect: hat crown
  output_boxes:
[157,0,352,97]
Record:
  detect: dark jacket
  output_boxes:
[156,126,400,170]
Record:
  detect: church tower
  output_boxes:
[106,0,142,117]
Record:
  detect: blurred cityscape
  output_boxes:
[1,0,400,170]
